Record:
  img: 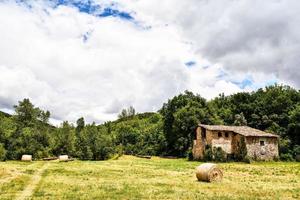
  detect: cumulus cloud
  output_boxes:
[0,0,295,124]
[121,0,300,86]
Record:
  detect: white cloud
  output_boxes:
[120,0,300,87]
[1,0,296,125]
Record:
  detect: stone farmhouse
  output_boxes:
[192,124,279,161]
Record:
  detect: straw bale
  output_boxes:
[196,163,223,182]
[59,155,68,161]
[21,155,32,162]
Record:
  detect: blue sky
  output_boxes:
[54,0,134,20]
[0,0,297,124]
[185,61,196,68]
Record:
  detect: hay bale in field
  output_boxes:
[159,156,178,159]
[59,155,69,161]
[43,156,58,161]
[196,163,223,182]
[136,155,151,159]
[21,155,32,162]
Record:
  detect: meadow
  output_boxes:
[0,156,299,200]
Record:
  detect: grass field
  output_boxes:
[0,156,299,200]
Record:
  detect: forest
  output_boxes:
[0,84,299,161]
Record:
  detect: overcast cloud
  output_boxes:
[0,0,298,125]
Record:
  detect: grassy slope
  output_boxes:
[0,156,299,200]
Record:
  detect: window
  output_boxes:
[218,132,222,137]
[260,141,265,146]
[225,132,229,138]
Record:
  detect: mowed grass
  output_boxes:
[0,156,299,200]
[0,161,44,199]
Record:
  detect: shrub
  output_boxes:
[243,155,252,164]
[203,145,213,161]
[294,145,300,161]
[235,137,247,161]
[273,156,280,162]
[0,143,7,161]
[115,145,124,157]
[203,145,227,162]
[280,153,294,161]
[213,147,227,162]
[186,148,193,161]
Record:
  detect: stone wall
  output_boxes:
[192,128,235,158]
[192,140,203,160]
[209,130,233,154]
[245,137,279,160]
[192,127,204,159]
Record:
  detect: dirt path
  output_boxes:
[15,163,49,200]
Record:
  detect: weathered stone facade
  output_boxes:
[245,137,278,160]
[192,125,279,161]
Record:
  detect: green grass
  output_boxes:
[0,156,299,200]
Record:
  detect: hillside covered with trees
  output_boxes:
[0,85,299,161]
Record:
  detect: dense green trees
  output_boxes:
[160,91,220,156]
[158,85,299,159]
[2,99,51,159]
[0,84,299,161]
[209,85,300,160]
[110,112,166,156]
[52,121,76,157]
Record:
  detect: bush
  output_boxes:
[294,145,300,161]
[242,155,252,164]
[115,145,124,157]
[203,145,227,162]
[280,153,294,161]
[203,145,213,161]
[213,147,227,162]
[0,143,7,161]
[273,156,280,162]
[235,137,247,161]
[186,148,193,161]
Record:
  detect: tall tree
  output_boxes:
[13,98,50,129]
[7,99,51,159]
[160,91,218,156]
[118,106,136,119]
[76,117,85,134]
[52,121,75,156]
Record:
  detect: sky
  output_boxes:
[0,0,299,125]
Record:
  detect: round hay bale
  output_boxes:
[21,155,32,162]
[59,155,69,161]
[196,163,223,182]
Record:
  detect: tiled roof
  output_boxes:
[199,124,279,138]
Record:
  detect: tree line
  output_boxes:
[0,84,299,161]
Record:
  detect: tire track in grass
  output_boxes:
[16,162,49,200]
